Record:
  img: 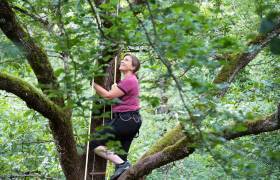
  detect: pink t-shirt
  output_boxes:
[112,74,140,112]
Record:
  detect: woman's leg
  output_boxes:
[114,112,142,160]
[118,138,133,161]
[110,112,142,179]
[90,122,126,165]
[94,145,124,165]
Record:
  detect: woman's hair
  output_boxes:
[124,53,140,73]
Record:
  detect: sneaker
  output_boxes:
[110,161,131,180]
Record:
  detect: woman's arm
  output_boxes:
[93,82,125,100]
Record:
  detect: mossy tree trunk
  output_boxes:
[1,0,279,180]
[0,1,81,179]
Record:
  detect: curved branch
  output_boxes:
[224,108,280,140]
[119,108,280,179]
[214,22,280,85]
[0,0,63,105]
[0,72,81,179]
[0,72,65,121]
[119,137,195,180]
[140,124,185,159]
[11,5,49,27]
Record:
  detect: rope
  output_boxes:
[114,55,118,85]
[84,84,94,180]
[85,3,121,178]
[91,153,95,180]
[116,0,120,16]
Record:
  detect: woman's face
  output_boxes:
[119,55,135,72]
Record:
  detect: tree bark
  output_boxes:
[0,0,64,106]
[213,21,280,94]
[0,72,64,121]
[0,74,81,179]
[0,1,81,179]
[119,107,280,179]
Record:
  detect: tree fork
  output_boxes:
[0,72,82,180]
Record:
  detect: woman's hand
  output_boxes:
[92,79,95,87]
[93,82,124,100]
[111,83,118,90]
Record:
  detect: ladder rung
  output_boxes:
[89,172,106,175]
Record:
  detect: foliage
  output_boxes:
[0,0,279,179]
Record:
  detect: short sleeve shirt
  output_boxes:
[112,74,140,112]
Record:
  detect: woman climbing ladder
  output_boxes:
[90,54,142,180]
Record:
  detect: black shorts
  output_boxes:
[90,110,142,161]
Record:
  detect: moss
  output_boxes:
[163,137,192,155]
[141,123,185,158]
[0,72,66,121]
[214,29,276,84]
[0,2,63,106]
[214,53,241,84]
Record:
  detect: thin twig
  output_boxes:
[126,0,194,119]
[178,65,192,78]
[11,5,49,26]
[144,1,158,41]
[87,0,107,39]
[126,3,234,177]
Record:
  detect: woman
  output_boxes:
[90,54,142,180]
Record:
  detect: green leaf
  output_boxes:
[269,37,280,55]
[140,95,160,107]
[259,18,274,34]
[23,110,34,117]
[233,123,247,132]
[54,68,65,77]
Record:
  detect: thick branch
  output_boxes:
[0,0,63,105]
[119,109,280,179]
[0,72,81,179]
[0,72,65,121]
[140,124,185,159]
[225,107,280,139]
[119,137,195,180]
[214,22,280,85]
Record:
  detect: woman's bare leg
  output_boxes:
[94,146,124,164]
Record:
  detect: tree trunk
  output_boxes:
[0,1,81,179]
[84,48,121,180]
